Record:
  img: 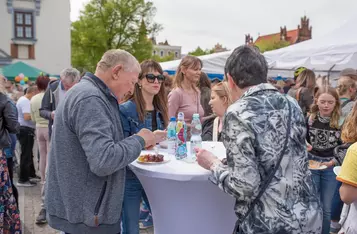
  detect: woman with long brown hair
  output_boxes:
[288,69,316,116]
[168,55,204,124]
[119,60,168,233]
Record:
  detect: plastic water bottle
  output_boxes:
[175,112,187,160]
[188,113,202,163]
[167,117,177,155]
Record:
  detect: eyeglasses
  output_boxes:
[144,74,165,83]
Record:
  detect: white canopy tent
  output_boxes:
[160,50,232,80]
[161,16,357,81]
[264,16,357,79]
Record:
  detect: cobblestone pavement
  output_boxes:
[17,179,153,234]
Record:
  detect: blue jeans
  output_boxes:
[330,181,343,221]
[311,163,337,234]
[121,169,151,234]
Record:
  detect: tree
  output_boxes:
[71,0,162,72]
[131,19,153,62]
[152,54,175,62]
[188,43,228,56]
[257,40,290,53]
[188,47,211,56]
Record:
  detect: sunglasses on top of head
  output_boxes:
[144,74,165,83]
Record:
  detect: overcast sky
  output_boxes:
[70,0,357,53]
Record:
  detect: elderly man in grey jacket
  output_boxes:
[45,49,162,234]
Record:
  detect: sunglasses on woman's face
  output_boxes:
[145,74,165,83]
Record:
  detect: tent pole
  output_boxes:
[327,64,336,83]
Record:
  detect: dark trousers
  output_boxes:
[6,157,19,206]
[17,126,36,182]
[331,181,343,221]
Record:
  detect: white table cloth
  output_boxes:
[130,142,237,234]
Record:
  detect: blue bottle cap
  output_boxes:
[170,117,176,121]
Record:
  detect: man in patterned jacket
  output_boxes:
[196,45,322,234]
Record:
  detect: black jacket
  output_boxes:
[0,93,19,148]
[202,115,222,142]
[39,80,61,137]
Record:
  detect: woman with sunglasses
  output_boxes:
[168,55,204,128]
[119,60,168,234]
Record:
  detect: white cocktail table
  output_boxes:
[130,142,237,234]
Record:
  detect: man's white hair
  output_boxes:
[97,49,140,73]
[60,68,81,83]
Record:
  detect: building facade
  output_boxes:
[151,38,182,60]
[245,16,312,50]
[0,0,71,75]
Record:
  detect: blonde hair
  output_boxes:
[276,80,286,89]
[342,102,357,143]
[310,86,341,129]
[337,76,356,96]
[296,69,316,90]
[96,49,140,73]
[174,55,202,90]
[212,82,233,106]
[0,75,7,94]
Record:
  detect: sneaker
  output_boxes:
[30,176,41,182]
[139,209,149,221]
[36,209,47,224]
[139,214,153,230]
[330,221,341,234]
[17,181,36,187]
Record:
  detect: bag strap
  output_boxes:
[234,96,292,234]
[212,117,219,142]
[341,99,352,109]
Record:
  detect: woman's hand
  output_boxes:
[306,142,312,151]
[195,148,220,170]
[153,130,167,143]
[321,160,335,168]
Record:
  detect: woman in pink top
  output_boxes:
[168,55,204,124]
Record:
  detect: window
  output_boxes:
[153,50,157,55]
[11,44,35,60]
[14,11,34,39]
[175,52,178,58]
[160,51,164,57]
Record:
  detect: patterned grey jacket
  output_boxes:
[210,83,322,234]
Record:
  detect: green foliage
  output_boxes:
[71,0,162,72]
[257,40,290,53]
[188,46,213,56]
[188,43,227,56]
[152,53,175,62]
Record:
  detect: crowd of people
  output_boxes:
[0,45,357,234]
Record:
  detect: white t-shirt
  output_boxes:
[340,203,357,234]
[16,96,35,129]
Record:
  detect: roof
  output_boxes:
[255,29,298,46]
[2,61,47,81]
[0,49,12,66]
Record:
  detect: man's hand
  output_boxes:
[136,128,156,149]
[153,130,167,143]
[51,111,55,120]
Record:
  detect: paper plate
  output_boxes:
[309,165,328,170]
[333,166,341,176]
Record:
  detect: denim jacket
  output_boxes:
[119,100,165,138]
